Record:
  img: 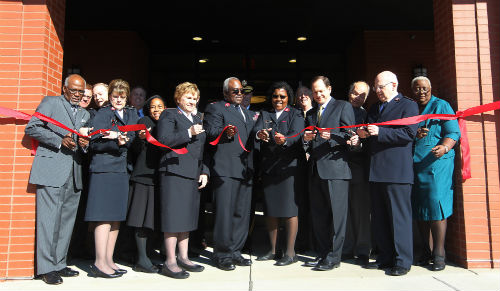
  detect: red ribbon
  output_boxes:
[208,125,249,152]
[2,101,499,179]
[0,107,188,155]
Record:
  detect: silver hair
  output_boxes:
[348,81,370,94]
[411,76,431,88]
[64,74,86,87]
[223,77,240,96]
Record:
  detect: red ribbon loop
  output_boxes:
[209,125,249,152]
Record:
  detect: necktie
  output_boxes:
[379,102,387,113]
[71,105,78,117]
[235,105,246,121]
[317,105,324,123]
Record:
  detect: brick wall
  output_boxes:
[0,0,65,279]
[434,0,499,268]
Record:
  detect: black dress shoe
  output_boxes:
[432,255,446,271]
[274,255,298,266]
[388,266,410,276]
[160,265,190,279]
[302,257,320,267]
[256,252,277,261]
[133,263,159,273]
[233,255,252,266]
[312,259,340,271]
[363,262,392,270]
[41,271,63,285]
[177,259,205,272]
[341,253,355,261]
[113,268,127,274]
[355,255,370,266]
[58,267,79,277]
[89,264,122,278]
[214,258,236,271]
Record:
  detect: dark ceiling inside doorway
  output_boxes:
[66,0,434,54]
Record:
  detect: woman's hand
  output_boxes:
[138,127,151,140]
[198,174,208,189]
[102,130,119,139]
[303,130,316,141]
[416,127,429,139]
[318,128,331,140]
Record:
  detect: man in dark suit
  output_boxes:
[25,74,90,284]
[358,71,419,276]
[203,77,256,271]
[303,76,356,271]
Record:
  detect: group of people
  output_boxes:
[25,70,460,285]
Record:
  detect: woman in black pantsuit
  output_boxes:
[157,82,209,279]
[126,95,166,273]
[255,81,305,266]
[85,79,138,278]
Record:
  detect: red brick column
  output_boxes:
[433,0,499,268]
[0,0,65,279]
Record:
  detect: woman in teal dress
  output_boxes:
[411,76,460,271]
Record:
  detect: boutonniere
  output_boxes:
[281,120,287,122]
[252,112,260,121]
[225,103,230,107]
[177,109,182,114]
[111,107,115,111]
[284,107,290,112]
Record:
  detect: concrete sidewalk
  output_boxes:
[2,251,499,291]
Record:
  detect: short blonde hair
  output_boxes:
[174,82,200,104]
[108,79,130,98]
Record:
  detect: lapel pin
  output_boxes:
[225,103,230,107]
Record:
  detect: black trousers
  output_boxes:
[212,176,252,261]
[371,182,413,269]
[309,171,349,264]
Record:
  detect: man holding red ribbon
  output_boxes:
[25,74,90,285]
[203,77,257,271]
[359,71,419,276]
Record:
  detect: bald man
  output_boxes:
[358,71,418,276]
[25,74,90,284]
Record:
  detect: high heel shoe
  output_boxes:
[432,255,446,271]
[89,264,122,278]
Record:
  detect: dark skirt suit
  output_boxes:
[157,108,208,233]
[84,105,139,222]
[255,106,305,218]
[127,116,162,230]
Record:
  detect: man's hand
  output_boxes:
[102,130,119,139]
[318,128,331,140]
[356,127,370,138]
[117,133,129,146]
[226,125,236,138]
[190,124,205,136]
[257,128,271,142]
[198,174,208,189]
[274,132,286,145]
[78,136,90,148]
[303,130,316,142]
[61,133,76,150]
[431,144,447,158]
[367,125,379,136]
[416,127,429,139]
[347,134,360,146]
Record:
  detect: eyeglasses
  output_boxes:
[272,94,288,99]
[231,88,244,95]
[413,87,430,93]
[372,82,393,92]
[67,88,85,95]
[111,95,127,100]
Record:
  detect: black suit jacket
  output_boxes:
[89,105,138,173]
[254,106,305,177]
[157,108,208,179]
[305,98,355,180]
[366,93,419,184]
[203,100,257,179]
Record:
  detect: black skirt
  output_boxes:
[85,172,129,221]
[160,172,200,233]
[262,174,299,217]
[126,182,157,230]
